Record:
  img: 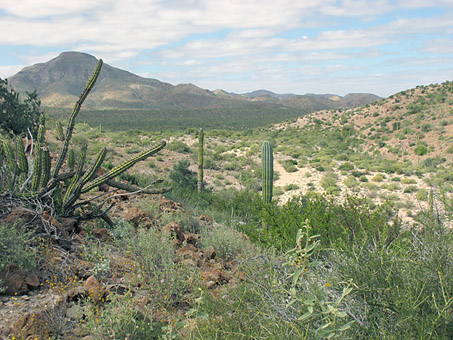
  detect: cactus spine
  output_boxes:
[261,141,273,203]
[198,128,204,193]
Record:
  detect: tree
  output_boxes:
[0,78,42,136]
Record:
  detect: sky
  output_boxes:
[0,0,452,97]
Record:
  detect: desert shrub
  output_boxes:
[402,177,417,184]
[0,221,37,273]
[85,292,164,339]
[168,140,191,153]
[372,173,386,182]
[127,228,196,308]
[284,183,299,191]
[404,185,418,193]
[201,224,255,261]
[169,160,197,191]
[414,144,428,156]
[338,162,354,171]
[0,78,42,136]
[344,175,359,189]
[240,194,397,252]
[329,205,453,339]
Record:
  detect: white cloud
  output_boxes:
[0,0,452,96]
[398,0,453,9]
[321,0,394,18]
[0,65,26,79]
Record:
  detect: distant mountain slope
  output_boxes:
[8,52,236,109]
[8,51,381,111]
[278,81,453,166]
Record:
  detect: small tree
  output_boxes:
[0,79,42,137]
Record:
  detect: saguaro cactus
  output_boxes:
[198,128,204,193]
[262,141,273,203]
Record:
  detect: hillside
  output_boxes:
[8,52,379,115]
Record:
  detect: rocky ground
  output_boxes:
[0,194,247,340]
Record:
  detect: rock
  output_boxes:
[83,276,105,303]
[26,273,40,290]
[59,217,79,234]
[72,258,94,279]
[0,264,27,295]
[199,214,213,224]
[92,228,112,241]
[108,253,134,275]
[159,197,183,213]
[203,246,216,260]
[202,268,221,282]
[67,286,87,301]
[72,234,86,245]
[183,233,200,246]
[12,311,50,339]
[201,267,230,288]
[3,209,40,227]
[121,206,150,227]
[176,244,201,259]
[162,222,185,243]
[66,304,84,319]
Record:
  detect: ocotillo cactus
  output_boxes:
[262,141,273,203]
[198,128,204,193]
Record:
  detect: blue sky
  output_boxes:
[0,0,452,96]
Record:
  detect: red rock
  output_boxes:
[83,275,105,302]
[0,264,27,295]
[199,214,213,223]
[92,228,111,241]
[25,273,40,289]
[203,246,216,260]
[183,233,200,246]
[122,207,150,227]
[162,222,184,243]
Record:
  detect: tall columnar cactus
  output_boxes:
[261,141,273,203]
[51,59,103,179]
[198,128,204,193]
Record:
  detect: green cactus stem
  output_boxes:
[52,59,103,178]
[39,147,51,188]
[31,143,43,191]
[67,149,75,171]
[261,141,273,203]
[56,121,65,141]
[37,114,45,143]
[198,128,204,193]
[81,140,166,193]
[63,144,87,207]
[17,139,28,175]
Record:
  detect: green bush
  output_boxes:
[0,78,42,136]
[201,224,255,261]
[169,159,197,191]
[168,140,191,153]
[0,221,37,272]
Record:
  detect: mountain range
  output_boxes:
[8,52,380,111]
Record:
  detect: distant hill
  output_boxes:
[278,80,453,167]
[8,51,381,112]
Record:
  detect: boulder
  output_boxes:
[83,275,105,303]
[162,222,185,243]
[0,264,28,295]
